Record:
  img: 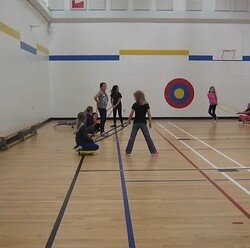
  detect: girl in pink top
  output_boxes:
[207,86,218,121]
[237,103,250,122]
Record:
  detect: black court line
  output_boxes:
[218,168,239,172]
[45,156,84,248]
[94,122,129,142]
[80,167,250,173]
[126,179,229,183]
[80,169,120,172]
[201,138,250,141]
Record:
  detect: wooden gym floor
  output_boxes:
[0,119,249,248]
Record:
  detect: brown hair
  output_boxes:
[85,106,93,113]
[76,112,86,129]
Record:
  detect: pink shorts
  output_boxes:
[239,115,250,121]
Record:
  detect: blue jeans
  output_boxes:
[125,123,157,154]
[82,142,99,151]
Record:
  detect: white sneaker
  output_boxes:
[75,146,82,151]
[101,132,109,137]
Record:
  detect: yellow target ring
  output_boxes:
[174,88,185,99]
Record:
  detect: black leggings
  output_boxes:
[98,108,107,133]
[113,104,123,125]
[208,104,217,120]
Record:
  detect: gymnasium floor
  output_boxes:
[0,119,249,248]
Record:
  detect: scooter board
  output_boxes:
[78,150,95,155]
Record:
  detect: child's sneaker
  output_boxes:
[125,153,130,157]
[151,151,159,156]
[101,132,109,137]
[74,146,83,151]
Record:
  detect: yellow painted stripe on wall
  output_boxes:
[119,50,189,55]
[37,43,49,55]
[0,22,20,40]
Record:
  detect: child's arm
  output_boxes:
[128,109,134,124]
[237,110,250,115]
[94,92,101,103]
[214,93,218,105]
[147,109,152,128]
[113,98,121,109]
[93,116,97,125]
[81,128,94,143]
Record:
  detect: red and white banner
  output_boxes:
[71,0,86,10]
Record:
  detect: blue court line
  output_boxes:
[49,55,120,61]
[115,132,136,248]
[20,41,37,55]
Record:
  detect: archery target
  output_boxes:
[164,78,194,108]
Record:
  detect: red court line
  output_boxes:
[155,128,250,220]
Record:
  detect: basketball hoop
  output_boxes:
[221,49,236,60]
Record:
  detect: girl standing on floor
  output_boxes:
[125,90,158,156]
[110,85,123,127]
[207,86,218,122]
[94,82,108,136]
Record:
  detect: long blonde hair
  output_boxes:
[133,90,147,105]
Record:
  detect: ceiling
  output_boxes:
[27,0,250,23]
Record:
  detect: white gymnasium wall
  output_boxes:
[49,22,250,118]
[0,0,50,135]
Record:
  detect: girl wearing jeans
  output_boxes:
[125,90,158,156]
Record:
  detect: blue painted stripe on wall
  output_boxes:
[189,55,213,61]
[20,41,37,55]
[242,56,250,61]
[49,55,120,61]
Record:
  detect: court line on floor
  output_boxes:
[126,178,250,183]
[115,132,136,248]
[126,179,228,183]
[155,125,250,219]
[81,167,250,172]
[168,122,250,172]
[157,122,250,196]
[45,156,84,248]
